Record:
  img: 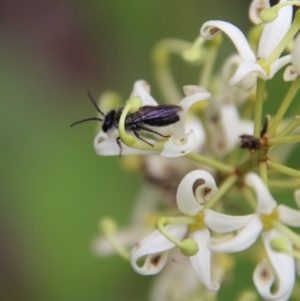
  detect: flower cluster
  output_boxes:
[89,1,300,300]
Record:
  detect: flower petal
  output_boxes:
[93,131,158,156]
[130,80,158,106]
[245,173,277,214]
[291,33,300,75]
[207,103,248,155]
[200,21,255,61]
[176,170,218,216]
[254,230,295,300]
[189,228,220,291]
[283,65,298,82]
[173,86,210,137]
[258,3,293,59]
[229,60,267,89]
[249,0,270,24]
[221,54,253,105]
[269,54,291,79]
[253,260,275,299]
[209,215,262,252]
[204,209,255,233]
[130,224,187,275]
[278,204,300,227]
[149,249,201,301]
[295,190,300,208]
[160,130,196,157]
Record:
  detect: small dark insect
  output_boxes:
[239,134,261,151]
[71,91,183,155]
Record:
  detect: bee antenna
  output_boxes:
[87,90,105,117]
[70,117,103,128]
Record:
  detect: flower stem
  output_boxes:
[272,220,300,249]
[268,77,300,136]
[268,179,300,189]
[267,160,300,178]
[186,152,234,174]
[268,135,300,146]
[204,174,238,209]
[152,39,191,104]
[254,78,266,138]
[277,116,300,137]
[199,36,221,89]
[259,161,268,184]
[99,218,130,261]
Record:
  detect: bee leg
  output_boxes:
[133,130,154,147]
[136,125,170,138]
[116,137,123,156]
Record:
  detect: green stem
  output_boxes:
[199,37,221,89]
[268,179,300,189]
[152,39,191,104]
[204,174,238,209]
[100,218,130,261]
[277,116,300,137]
[267,160,300,178]
[272,220,300,249]
[241,186,257,210]
[259,161,268,184]
[186,152,234,174]
[254,78,266,138]
[268,135,300,146]
[268,77,300,136]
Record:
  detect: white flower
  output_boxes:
[206,99,253,156]
[94,81,210,157]
[205,173,297,300]
[249,0,270,24]
[92,184,162,257]
[200,1,292,89]
[284,33,300,81]
[130,170,220,291]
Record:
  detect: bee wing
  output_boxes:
[126,105,183,125]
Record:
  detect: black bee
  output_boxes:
[71,91,183,154]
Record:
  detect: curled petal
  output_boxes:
[204,209,255,233]
[130,80,158,106]
[176,170,218,216]
[130,224,187,275]
[209,215,262,253]
[221,54,252,105]
[200,21,255,61]
[295,190,300,208]
[249,0,270,24]
[283,65,298,81]
[229,61,267,89]
[253,260,275,300]
[255,230,295,300]
[94,131,158,156]
[277,204,300,227]
[269,55,291,79]
[189,229,220,291]
[291,33,300,75]
[173,86,211,137]
[258,3,292,59]
[245,173,277,214]
[160,130,196,157]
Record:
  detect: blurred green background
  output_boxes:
[3,1,295,301]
